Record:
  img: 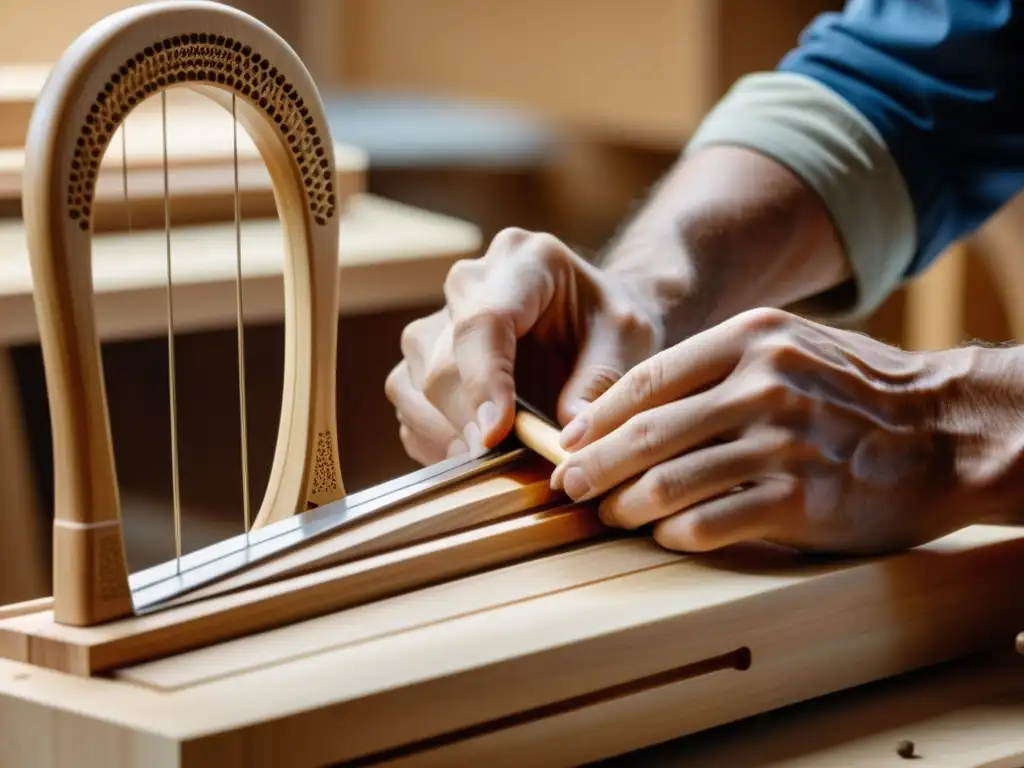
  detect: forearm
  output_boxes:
[600,69,922,348]
[600,142,852,346]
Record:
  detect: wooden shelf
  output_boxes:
[0,193,481,345]
[0,74,369,230]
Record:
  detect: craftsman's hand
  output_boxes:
[551,307,1022,555]
[386,228,664,464]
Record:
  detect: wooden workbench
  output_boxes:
[1,525,1023,767]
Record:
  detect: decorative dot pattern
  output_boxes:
[67,32,335,230]
[311,430,340,496]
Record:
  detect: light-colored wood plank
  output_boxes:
[0,193,481,345]
[0,65,47,148]
[379,652,1024,768]
[0,504,602,676]
[0,79,368,229]
[2,523,1024,766]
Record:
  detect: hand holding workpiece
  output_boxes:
[551,307,1024,555]
[385,227,665,464]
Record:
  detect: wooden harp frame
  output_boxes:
[9,0,574,651]
[25,0,346,627]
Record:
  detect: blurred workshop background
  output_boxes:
[2,0,1023,604]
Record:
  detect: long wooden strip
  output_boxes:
[0,458,557,621]
[0,506,606,676]
[156,525,1024,765]
[118,536,679,690]
[158,458,560,605]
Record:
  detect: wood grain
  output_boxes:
[2,524,1024,766]
[0,194,480,345]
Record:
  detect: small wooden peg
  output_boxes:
[514,410,569,467]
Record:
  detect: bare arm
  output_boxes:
[600,143,852,346]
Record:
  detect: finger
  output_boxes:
[445,231,571,448]
[651,475,797,552]
[401,309,449,389]
[446,436,469,459]
[421,320,477,433]
[551,387,749,503]
[559,310,770,450]
[556,305,656,426]
[597,431,796,529]
[387,361,460,449]
[399,425,446,466]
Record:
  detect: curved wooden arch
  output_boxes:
[22,0,344,626]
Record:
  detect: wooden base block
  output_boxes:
[1,524,1023,766]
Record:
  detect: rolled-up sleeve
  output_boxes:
[685,0,1024,322]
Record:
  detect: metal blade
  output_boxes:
[129,440,528,613]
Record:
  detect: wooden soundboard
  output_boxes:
[2,519,1024,766]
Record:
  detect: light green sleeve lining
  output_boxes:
[684,71,917,322]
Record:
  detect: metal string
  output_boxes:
[232,93,252,542]
[161,90,183,572]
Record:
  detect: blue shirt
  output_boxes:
[778,0,1024,279]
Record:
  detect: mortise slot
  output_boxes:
[347,646,753,765]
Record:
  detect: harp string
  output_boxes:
[232,93,252,542]
[161,90,183,572]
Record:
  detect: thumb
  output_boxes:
[556,327,632,427]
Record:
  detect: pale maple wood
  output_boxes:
[0,75,369,230]
[1,524,1024,766]
[0,65,47,148]
[513,410,569,466]
[638,651,1024,767]
[0,194,482,346]
[22,1,345,626]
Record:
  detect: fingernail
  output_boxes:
[561,468,591,501]
[560,417,587,450]
[477,400,499,437]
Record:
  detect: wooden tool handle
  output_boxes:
[513,410,569,466]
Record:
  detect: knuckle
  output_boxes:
[755,335,804,371]
[626,413,666,460]
[443,257,484,299]
[399,318,431,361]
[735,306,791,334]
[626,360,662,405]
[608,304,659,349]
[672,514,718,551]
[451,306,517,345]
[730,372,791,412]
[645,467,681,510]
[489,226,532,253]
[760,377,792,408]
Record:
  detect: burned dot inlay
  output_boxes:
[68,34,334,230]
